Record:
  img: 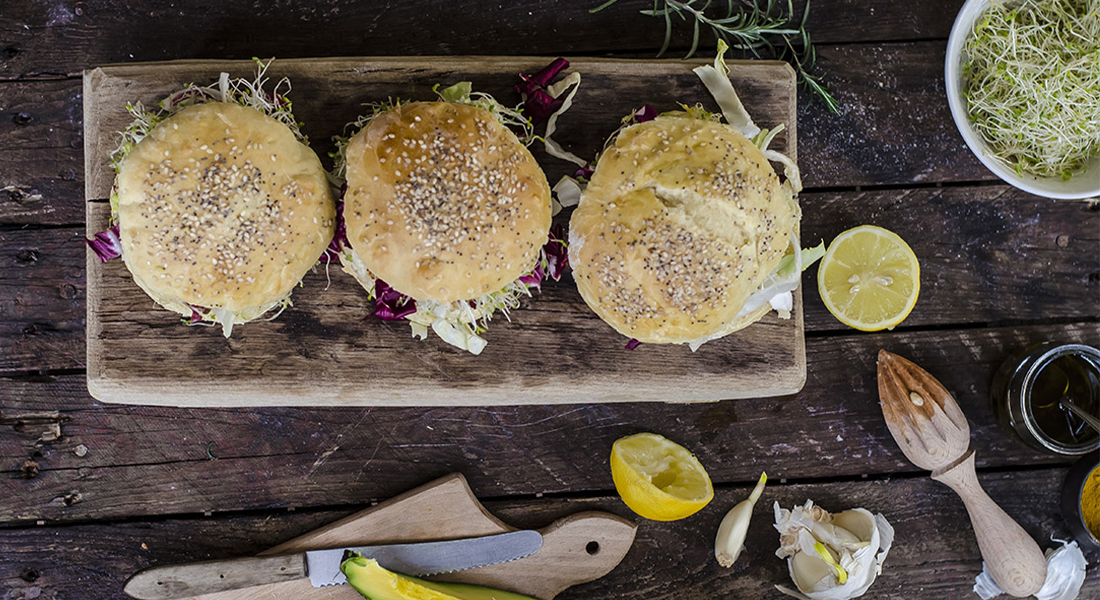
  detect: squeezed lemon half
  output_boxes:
[817,225,920,331]
[610,432,713,521]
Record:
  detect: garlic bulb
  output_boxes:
[773,500,894,600]
[715,472,768,567]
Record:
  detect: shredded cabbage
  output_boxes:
[686,237,822,351]
[342,242,564,354]
[338,248,378,299]
[692,40,761,138]
[209,308,236,338]
[551,176,584,215]
[541,72,588,167]
[737,237,823,318]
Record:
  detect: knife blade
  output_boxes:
[123,529,542,600]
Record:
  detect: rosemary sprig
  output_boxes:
[592,0,839,113]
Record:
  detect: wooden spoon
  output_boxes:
[877,350,1047,598]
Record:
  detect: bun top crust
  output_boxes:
[342,101,552,303]
[115,102,335,316]
[569,114,798,344]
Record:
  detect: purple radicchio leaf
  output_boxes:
[373,279,417,321]
[86,224,122,262]
[573,164,595,180]
[544,224,568,282]
[515,58,571,126]
[634,104,658,123]
[625,338,642,350]
[519,264,546,293]
[521,224,570,292]
[321,197,349,263]
[186,304,207,325]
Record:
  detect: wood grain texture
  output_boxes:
[127,474,635,600]
[0,80,84,226]
[799,186,1100,331]
[3,322,1097,524]
[82,57,805,407]
[0,1,964,82]
[0,226,86,373]
[797,41,994,187]
[1,470,1096,600]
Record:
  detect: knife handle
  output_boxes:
[931,450,1047,598]
[123,554,307,600]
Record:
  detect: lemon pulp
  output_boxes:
[817,225,920,331]
[610,432,713,521]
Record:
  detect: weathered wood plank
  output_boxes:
[0,1,964,81]
[0,80,84,226]
[797,41,994,187]
[2,322,1096,523]
[2,185,1096,373]
[0,227,86,374]
[1,470,1096,599]
[82,57,805,408]
[800,186,1100,327]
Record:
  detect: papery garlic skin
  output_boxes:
[774,500,894,600]
[973,540,1086,600]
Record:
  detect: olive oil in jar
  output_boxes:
[992,343,1100,455]
[1028,353,1099,446]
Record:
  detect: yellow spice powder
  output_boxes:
[1083,466,1100,539]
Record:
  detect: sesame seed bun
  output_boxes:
[115,101,335,323]
[342,101,552,303]
[568,114,799,345]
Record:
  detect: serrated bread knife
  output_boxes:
[123,529,542,600]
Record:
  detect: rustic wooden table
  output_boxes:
[2,1,1098,598]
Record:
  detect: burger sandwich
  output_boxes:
[87,61,336,337]
[330,79,573,355]
[567,42,822,350]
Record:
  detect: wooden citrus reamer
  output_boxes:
[877,350,1047,598]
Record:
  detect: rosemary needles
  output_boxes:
[592,0,839,113]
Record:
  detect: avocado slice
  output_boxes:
[341,555,540,600]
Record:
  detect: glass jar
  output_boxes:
[991,343,1100,455]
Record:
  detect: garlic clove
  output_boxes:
[714,472,768,568]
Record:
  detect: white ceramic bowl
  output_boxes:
[945,0,1100,199]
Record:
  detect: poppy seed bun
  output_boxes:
[342,101,552,303]
[115,101,335,320]
[569,114,799,344]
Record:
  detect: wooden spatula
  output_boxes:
[877,350,1047,598]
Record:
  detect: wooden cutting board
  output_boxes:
[84,56,804,406]
[134,473,638,600]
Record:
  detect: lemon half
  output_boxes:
[817,225,920,331]
[610,432,713,521]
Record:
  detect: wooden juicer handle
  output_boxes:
[932,451,1047,598]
